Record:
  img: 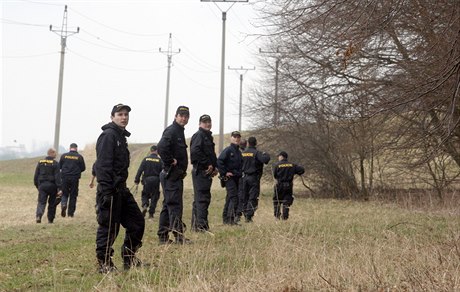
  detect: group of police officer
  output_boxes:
[33,143,86,224]
[33,103,305,273]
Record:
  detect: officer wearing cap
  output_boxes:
[134,145,163,219]
[272,151,305,220]
[190,114,218,232]
[59,143,86,218]
[95,103,145,273]
[33,148,62,223]
[217,131,243,225]
[240,136,271,222]
[157,105,191,244]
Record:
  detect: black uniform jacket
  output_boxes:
[157,121,188,172]
[59,150,86,178]
[96,122,131,196]
[242,146,271,175]
[190,127,217,170]
[134,153,163,184]
[34,156,62,189]
[217,143,243,177]
[272,158,305,182]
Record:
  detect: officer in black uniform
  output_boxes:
[240,137,270,222]
[217,131,243,225]
[134,145,163,219]
[236,138,247,222]
[89,161,96,189]
[59,143,86,218]
[95,103,145,273]
[157,106,190,244]
[272,151,305,220]
[190,114,218,232]
[33,148,62,223]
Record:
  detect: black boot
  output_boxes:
[121,246,142,270]
[97,257,117,274]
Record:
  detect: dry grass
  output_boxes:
[1,145,460,291]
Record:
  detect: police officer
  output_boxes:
[190,114,217,232]
[217,131,243,225]
[33,148,62,223]
[89,161,96,189]
[157,106,190,244]
[59,143,86,218]
[236,138,247,222]
[95,103,145,273]
[134,145,163,219]
[272,151,305,220]
[240,137,270,222]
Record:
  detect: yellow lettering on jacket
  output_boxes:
[146,158,160,162]
[64,155,79,160]
[278,163,293,168]
[39,160,54,164]
[242,153,254,157]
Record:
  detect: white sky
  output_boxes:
[1,0,264,153]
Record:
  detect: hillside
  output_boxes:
[0,144,459,291]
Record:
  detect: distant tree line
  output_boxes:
[250,0,460,201]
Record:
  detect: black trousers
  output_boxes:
[141,176,160,216]
[240,174,261,219]
[157,171,185,241]
[191,168,213,231]
[36,181,57,222]
[222,176,240,224]
[95,187,145,262]
[273,182,294,220]
[61,176,80,216]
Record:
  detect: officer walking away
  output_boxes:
[134,145,163,219]
[236,137,247,221]
[59,143,86,218]
[239,138,247,151]
[89,161,96,188]
[217,131,243,225]
[190,114,218,232]
[95,103,145,273]
[240,137,270,222]
[157,106,191,244]
[33,148,62,223]
[272,151,305,220]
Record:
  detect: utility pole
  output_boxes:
[50,5,79,153]
[160,33,181,129]
[228,66,255,132]
[201,0,248,153]
[259,48,281,127]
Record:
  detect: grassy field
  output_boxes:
[1,145,460,291]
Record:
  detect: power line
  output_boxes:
[67,48,165,71]
[68,7,167,38]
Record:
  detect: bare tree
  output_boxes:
[249,0,460,198]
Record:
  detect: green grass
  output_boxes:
[1,147,459,291]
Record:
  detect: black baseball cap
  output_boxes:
[70,143,78,148]
[199,114,211,122]
[231,131,241,137]
[111,103,131,116]
[176,106,190,116]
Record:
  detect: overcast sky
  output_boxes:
[1,0,265,153]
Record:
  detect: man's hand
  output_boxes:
[172,159,178,166]
[205,165,213,175]
[226,172,234,177]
